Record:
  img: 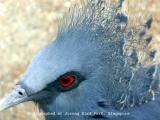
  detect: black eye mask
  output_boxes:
[45,71,86,92]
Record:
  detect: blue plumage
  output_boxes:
[0,0,159,120]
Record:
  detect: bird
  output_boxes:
[0,0,160,120]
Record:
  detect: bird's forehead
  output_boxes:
[19,32,102,94]
[19,41,87,94]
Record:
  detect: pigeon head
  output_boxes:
[0,12,115,119]
[17,29,110,113]
[0,0,159,120]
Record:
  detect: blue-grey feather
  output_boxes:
[18,0,160,120]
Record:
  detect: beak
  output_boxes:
[0,85,29,111]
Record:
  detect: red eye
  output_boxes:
[60,75,76,87]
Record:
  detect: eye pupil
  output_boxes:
[60,75,75,87]
[61,78,69,84]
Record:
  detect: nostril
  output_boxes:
[18,91,23,96]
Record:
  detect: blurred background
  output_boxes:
[0,0,159,120]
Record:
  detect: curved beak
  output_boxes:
[0,85,29,111]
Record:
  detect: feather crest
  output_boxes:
[57,0,159,110]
